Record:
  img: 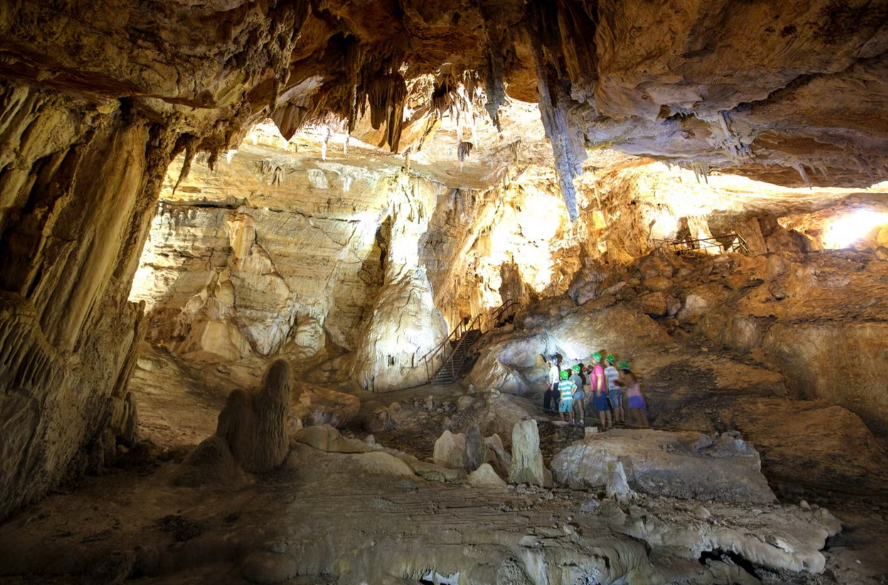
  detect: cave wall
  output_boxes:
[0,83,178,519]
[351,174,449,391]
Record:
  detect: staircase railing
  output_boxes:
[419,298,521,383]
[652,233,749,255]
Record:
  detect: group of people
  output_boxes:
[543,352,649,429]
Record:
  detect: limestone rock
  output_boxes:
[483,433,512,476]
[171,435,250,488]
[467,463,507,488]
[548,306,670,361]
[638,291,668,316]
[508,420,547,487]
[551,429,776,503]
[644,276,672,292]
[289,382,360,430]
[677,284,729,324]
[216,360,292,474]
[350,452,416,477]
[657,396,888,496]
[605,460,636,504]
[432,430,468,469]
[401,459,466,483]
[465,424,484,471]
[291,425,373,454]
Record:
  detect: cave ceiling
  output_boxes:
[2,0,888,209]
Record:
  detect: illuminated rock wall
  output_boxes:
[0,84,178,519]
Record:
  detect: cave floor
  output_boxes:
[1,441,886,585]
[113,344,888,584]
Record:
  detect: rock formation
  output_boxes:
[508,419,548,487]
[177,359,292,484]
[217,359,292,474]
[1,11,888,585]
[551,429,777,504]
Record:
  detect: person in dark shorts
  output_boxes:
[570,364,585,425]
[604,355,625,425]
[543,356,560,411]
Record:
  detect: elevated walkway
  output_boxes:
[421,299,519,385]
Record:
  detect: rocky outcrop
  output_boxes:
[216,359,292,474]
[657,396,888,497]
[508,419,547,486]
[551,429,776,504]
[352,176,449,391]
[289,381,360,430]
[0,85,178,520]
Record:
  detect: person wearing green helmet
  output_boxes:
[570,364,585,426]
[604,355,625,425]
[557,369,576,425]
[588,352,612,430]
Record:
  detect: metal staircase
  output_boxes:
[430,329,481,385]
[421,299,519,386]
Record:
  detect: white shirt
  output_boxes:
[548,364,559,385]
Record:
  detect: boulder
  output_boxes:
[464,345,533,395]
[291,425,373,453]
[465,424,484,470]
[349,452,415,477]
[508,420,547,487]
[638,292,668,316]
[483,433,512,476]
[656,396,888,496]
[171,435,249,487]
[644,276,673,292]
[289,381,360,431]
[467,463,507,488]
[433,430,468,469]
[550,429,776,504]
[402,458,467,482]
[677,284,728,324]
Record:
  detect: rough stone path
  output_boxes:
[0,441,852,585]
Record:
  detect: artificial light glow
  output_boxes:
[823,210,888,249]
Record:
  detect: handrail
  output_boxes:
[652,233,748,255]
[420,298,521,383]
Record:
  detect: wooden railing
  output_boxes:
[419,298,520,383]
[653,233,748,255]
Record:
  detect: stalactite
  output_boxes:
[458,141,473,163]
[483,45,505,131]
[172,135,198,195]
[527,12,586,222]
[344,39,366,134]
[717,111,754,163]
[795,162,813,189]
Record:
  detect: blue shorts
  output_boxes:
[559,399,573,413]
[628,395,647,409]
[573,390,585,401]
[592,394,610,412]
[608,389,623,408]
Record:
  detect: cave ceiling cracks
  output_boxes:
[2,0,888,217]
